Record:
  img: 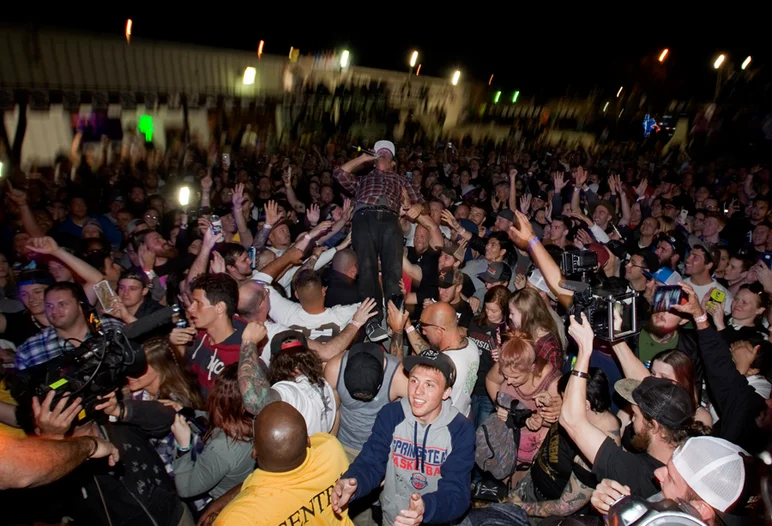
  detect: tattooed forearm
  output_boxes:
[516,473,592,518]
[406,330,431,354]
[238,341,280,415]
[390,331,404,360]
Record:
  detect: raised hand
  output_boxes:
[309,220,334,239]
[232,183,247,208]
[26,237,60,255]
[5,180,28,206]
[672,282,705,319]
[568,313,594,356]
[553,171,567,193]
[574,166,588,187]
[210,251,226,274]
[264,201,280,227]
[634,178,648,197]
[306,203,321,225]
[441,209,460,231]
[352,298,379,327]
[519,194,532,214]
[201,174,213,191]
[507,210,536,250]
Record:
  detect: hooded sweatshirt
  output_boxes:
[186,316,247,397]
[343,397,475,525]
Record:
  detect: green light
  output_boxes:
[494,91,502,104]
[512,91,520,103]
[138,115,153,142]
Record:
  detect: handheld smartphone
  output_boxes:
[761,253,772,269]
[406,171,413,180]
[390,294,404,311]
[178,407,207,434]
[652,285,684,313]
[710,289,726,304]
[93,280,116,313]
[222,153,231,166]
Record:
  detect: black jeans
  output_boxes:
[351,208,403,322]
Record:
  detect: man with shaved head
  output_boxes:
[215,401,353,526]
[397,301,480,417]
[325,248,361,307]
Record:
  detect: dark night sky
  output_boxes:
[2,13,766,101]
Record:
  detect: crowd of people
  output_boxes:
[0,126,770,526]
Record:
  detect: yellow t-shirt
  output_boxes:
[216,433,353,526]
[0,379,25,438]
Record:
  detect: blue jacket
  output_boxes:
[343,397,475,525]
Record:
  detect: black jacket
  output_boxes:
[324,270,361,308]
[52,401,185,526]
[697,325,767,454]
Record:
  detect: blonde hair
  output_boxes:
[509,288,561,344]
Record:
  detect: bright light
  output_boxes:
[714,54,725,69]
[289,47,294,59]
[494,91,501,104]
[0,162,4,178]
[658,49,669,62]
[125,19,132,43]
[616,86,623,98]
[243,67,256,85]
[603,101,609,112]
[488,74,494,86]
[742,56,752,70]
[257,40,264,57]
[138,115,154,142]
[416,64,422,76]
[340,50,350,68]
[451,70,461,86]
[410,50,418,68]
[179,187,190,207]
[512,91,520,103]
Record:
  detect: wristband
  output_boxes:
[527,237,540,250]
[351,320,363,329]
[570,370,590,379]
[694,313,708,324]
[176,442,191,452]
[405,325,416,334]
[264,223,273,230]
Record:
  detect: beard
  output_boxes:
[157,244,179,259]
[643,317,678,339]
[631,425,652,451]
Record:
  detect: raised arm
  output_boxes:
[231,183,254,248]
[238,322,280,416]
[611,340,651,381]
[508,169,518,213]
[200,172,213,210]
[335,154,375,195]
[26,237,105,303]
[508,211,574,308]
[6,182,44,237]
[559,314,609,464]
[182,222,219,293]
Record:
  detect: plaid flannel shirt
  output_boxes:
[14,316,125,370]
[334,167,424,212]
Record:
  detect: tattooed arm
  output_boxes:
[238,322,280,416]
[509,466,594,518]
[404,321,431,353]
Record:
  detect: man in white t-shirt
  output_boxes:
[683,244,732,314]
[402,302,479,416]
[267,269,360,343]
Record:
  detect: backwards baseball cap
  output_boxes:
[438,267,462,288]
[527,269,557,302]
[403,349,457,387]
[119,267,150,287]
[270,330,309,357]
[496,209,515,223]
[344,343,385,402]
[672,436,747,513]
[374,140,396,159]
[477,261,512,284]
[614,376,694,429]
[441,241,464,263]
[658,230,688,261]
[16,269,55,289]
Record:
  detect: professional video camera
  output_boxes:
[10,305,184,428]
[558,249,639,342]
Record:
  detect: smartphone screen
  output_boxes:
[93,280,116,313]
[652,285,684,313]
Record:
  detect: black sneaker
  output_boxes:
[365,321,388,343]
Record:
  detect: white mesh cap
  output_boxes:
[672,436,747,513]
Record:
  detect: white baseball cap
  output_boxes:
[374,140,395,159]
[672,436,747,513]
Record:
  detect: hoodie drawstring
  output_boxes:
[413,422,432,473]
